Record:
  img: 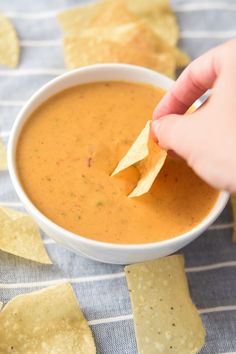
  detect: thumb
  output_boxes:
[151,114,198,161]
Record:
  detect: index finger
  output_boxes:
[153,45,221,119]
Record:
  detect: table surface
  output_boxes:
[0,1,236,353]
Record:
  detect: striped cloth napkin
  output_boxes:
[0,1,235,353]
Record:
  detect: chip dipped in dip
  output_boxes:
[16,81,219,244]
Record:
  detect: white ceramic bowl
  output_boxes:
[8,64,229,264]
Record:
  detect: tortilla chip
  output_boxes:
[0,207,52,264]
[0,140,7,170]
[231,195,236,242]
[125,1,187,61]
[106,20,173,55]
[64,34,175,78]
[58,0,190,77]
[0,13,19,68]
[57,0,136,34]
[111,120,151,176]
[119,20,188,70]
[58,0,185,60]
[125,255,205,354]
[1,206,26,220]
[0,283,96,354]
[126,0,179,45]
[111,121,166,197]
[129,139,167,197]
[0,302,3,311]
[63,21,176,78]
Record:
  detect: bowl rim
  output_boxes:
[7,63,229,251]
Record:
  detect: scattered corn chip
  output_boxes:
[0,13,20,68]
[125,255,205,354]
[0,283,96,354]
[0,207,52,264]
[63,21,176,78]
[0,139,7,170]
[58,0,190,78]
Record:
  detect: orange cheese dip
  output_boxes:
[17,81,219,244]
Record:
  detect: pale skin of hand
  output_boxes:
[152,39,236,193]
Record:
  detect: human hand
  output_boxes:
[152,39,236,192]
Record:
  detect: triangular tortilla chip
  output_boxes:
[111,121,167,197]
[0,207,52,264]
[58,1,189,77]
[0,283,96,354]
[129,139,167,197]
[0,13,20,68]
[0,139,7,170]
[111,120,151,176]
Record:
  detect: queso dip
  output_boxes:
[17,81,219,244]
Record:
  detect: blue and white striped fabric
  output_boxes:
[0,1,236,353]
